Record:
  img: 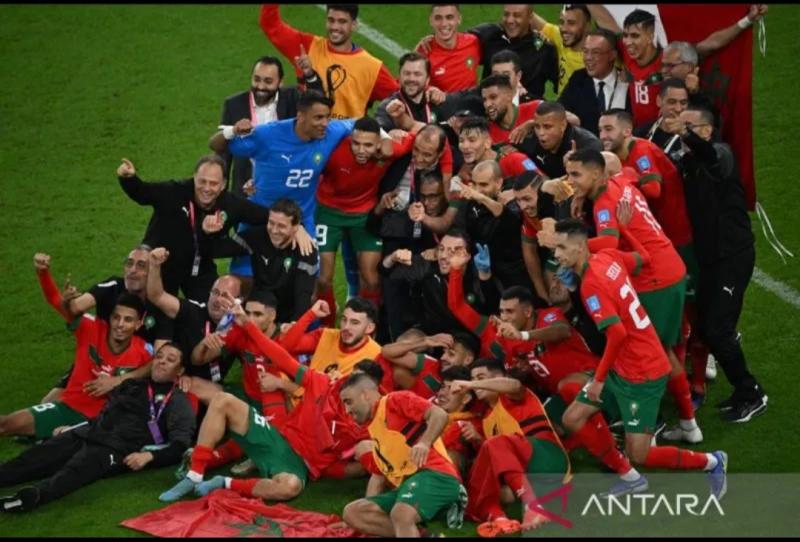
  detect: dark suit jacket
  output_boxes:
[219,86,306,197]
[559,69,630,136]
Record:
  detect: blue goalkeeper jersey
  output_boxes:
[228,118,354,234]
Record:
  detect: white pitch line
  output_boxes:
[315,4,408,58]
[753,267,800,310]
[317,4,800,312]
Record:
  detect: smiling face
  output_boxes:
[565,159,601,199]
[412,132,442,170]
[340,382,377,425]
[399,58,429,101]
[501,4,532,39]
[326,9,356,46]
[622,22,655,64]
[430,5,461,43]
[437,234,468,275]
[598,114,629,154]
[207,276,241,323]
[583,34,616,79]
[108,304,142,345]
[661,47,694,80]
[151,344,184,383]
[481,84,513,122]
[658,86,690,119]
[420,178,446,217]
[470,365,500,403]
[498,297,531,330]
[559,7,589,47]
[350,129,381,165]
[251,62,281,106]
[513,183,539,219]
[440,342,473,372]
[298,102,332,140]
[458,128,491,165]
[266,210,298,249]
[193,162,225,209]
[553,231,584,269]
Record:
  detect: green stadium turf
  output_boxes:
[0,4,798,536]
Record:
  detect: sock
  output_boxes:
[321,460,347,480]
[643,446,709,470]
[561,433,581,453]
[573,414,632,475]
[502,471,535,505]
[317,287,337,328]
[207,440,244,469]
[358,287,382,312]
[230,478,260,497]
[667,373,695,420]
[620,468,641,482]
[689,339,709,393]
[679,418,698,431]
[704,454,718,471]
[341,239,360,299]
[189,445,214,479]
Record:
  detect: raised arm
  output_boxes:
[145,248,180,319]
[446,256,486,333]
[259,4,315,78]
[33,253,75,322]
[587,5,621,34]
[696,5,767,59]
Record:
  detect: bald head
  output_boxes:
[602,152,622,176]
[472,159,504,199]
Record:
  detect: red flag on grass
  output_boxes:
[658,4,757,210]
[121,489,363,538]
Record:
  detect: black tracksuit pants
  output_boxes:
[0,431,128,507]
[696,246,763,400]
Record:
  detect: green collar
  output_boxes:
[578,261,590,279]
[589,181,608,201]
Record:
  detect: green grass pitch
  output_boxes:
[0,4,798,536]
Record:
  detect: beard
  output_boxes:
[251,87,277,106]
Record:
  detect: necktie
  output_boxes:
[597,81,606,112]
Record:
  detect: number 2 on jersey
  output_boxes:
[286,169,313,188]
[620,278,651,330]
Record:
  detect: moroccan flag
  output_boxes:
[657,4,757,210]
[121,489,363,538]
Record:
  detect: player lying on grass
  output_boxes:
[0,343,194,512]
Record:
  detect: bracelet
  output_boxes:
[521,331,531,341]
[737,16,753,29]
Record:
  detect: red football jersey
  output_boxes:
[592,177,686,292]
[407,354,443,400]
[420,32,482,92]
[530,308,599,395]
[62,315,152,418]
[624,138,693,247]
[521,214,542,244]
[375,391,461,480]
[317,133,414,213]
[620,44,663,127]
[498,150,539,179]
[488,101,540,145]
[480,390,561,447]
[580,250,671,382]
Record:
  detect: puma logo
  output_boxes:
[109,454,116,467]
[722,286,735,296]
[181,206,189,217]
[280,154,292,163]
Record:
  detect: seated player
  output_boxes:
[0,343,194,512]
[450,358,570,536]
[553,219,728,498]
[0,256,153,440]
[340,375,467,538]
[435,365,482,476]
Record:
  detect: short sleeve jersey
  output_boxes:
[421,33,482,93]
[580,249,671,382]
[88,276,160,344]
[228,118,355,233]
[592,178,686,292]
[625,138,693,247]
[61,315,152,418]
[221,325,286,404]
[619,44,663,126]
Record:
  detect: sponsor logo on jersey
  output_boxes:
[587,295,601,313]
[280,153,292,163]
[144,315,156,329]
[283,257,293,271]
[597,209,611,225]
[435,67,446,76]
[636,155,652,172]
[313,152,323,165]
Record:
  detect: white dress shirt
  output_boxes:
[593,69,628,111]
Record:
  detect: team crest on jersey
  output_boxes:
[597,209,611,225]
[606,262,622,280]
[313,152,323,165]
[646,71,663,85]
[543,312,557,323]
[630,401,640,416]
[466,293,476,304]
[283,257,293,271]
[636,156,652,172]
[465,57,474,67]
[144,315,156,329]
[430,111,437,122]
[587,295,601,313]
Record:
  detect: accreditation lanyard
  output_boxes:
[399,93,431,124]
[188,201,201,277]
[205,321,222,383]
[147,383,176,445]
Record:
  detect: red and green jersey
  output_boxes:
[221,325,290,420]
[580,250,671,382]
[371,391,461,479]
[480,390,561,448]
[406,353,443,400]
[620,43,663,126]
[624,138,692,246]
[521,213,542,244]
[441,411,479,457]
[488,101,540,146]
[62,315,152,418]
[317,133,414,214]
[498,149,538,179]
[591,176,686,292]
[419,32,482,92]
[530,308,598,395]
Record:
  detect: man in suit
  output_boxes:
[559,28,629,136]
[217,56,323,197]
